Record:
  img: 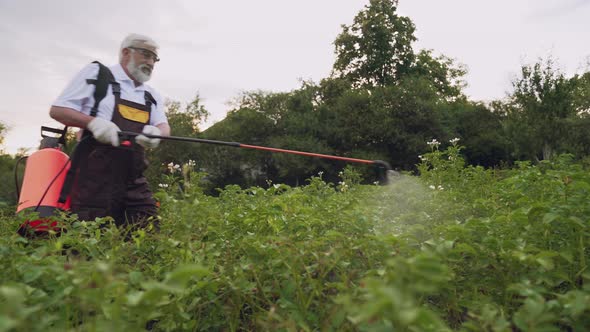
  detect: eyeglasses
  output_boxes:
[128,47,160,62]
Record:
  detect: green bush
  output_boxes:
[1,145,589,331]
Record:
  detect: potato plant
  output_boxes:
[1,143,589,331]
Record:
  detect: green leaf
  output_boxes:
[0,285,25,307]
[542,213,559,224]
[164,264,209,289]
[0,316,18,332]
[536,257,555,270]
[560,290,589,318]
[568,216,586,229]
[535,251,557,270]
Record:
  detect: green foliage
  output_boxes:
[319,76,449,170]
[0,122,5,149]
[333,0,416,88]
[332,0,466,102]
[0,154,23,208]
[199,95,279,188]
[192,0,474,187]
[441,101,512,167]
[504,57,580,161]
[412,49,467,101]
[2,149,590,330]
[145,94,210,191]
[572,70,590,113]
[5,3,590,327]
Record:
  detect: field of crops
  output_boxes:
[1,145,589,331]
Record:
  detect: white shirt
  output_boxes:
[53,63,168,126]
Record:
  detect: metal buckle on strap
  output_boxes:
[111,82,121,95]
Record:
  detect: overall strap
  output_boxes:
[144,91,157,111]
[85,61,120,117]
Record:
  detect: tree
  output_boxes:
[318,75,448,170]
[375,77,448,169]
[327,0,469,171]
[560,71,590,157]
[441,101,511,167]
[505,58,577,161]
[165,93,210,137]
[199,92,284,188]
[0,121,6,151]
[412,50,467,101]
[571,70,590,115]
[178,0,486,187]
[332,0,416,88]
[266,83,334,184]
[145,93,210,188]
[0,121,19,208]
[0,122,19,207]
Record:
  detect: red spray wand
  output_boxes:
[118,131,392,183]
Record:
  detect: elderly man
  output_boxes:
[50,33,171,230]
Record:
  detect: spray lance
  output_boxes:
[15,128,392,235]
[118,131,392,184]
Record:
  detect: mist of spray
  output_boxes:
[360,171,450,240]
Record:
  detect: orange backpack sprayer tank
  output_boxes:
[16,127,71,235]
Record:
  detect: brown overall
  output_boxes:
[71,95,158,229]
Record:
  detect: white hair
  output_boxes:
[119,33,159,62]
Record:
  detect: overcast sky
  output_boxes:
[1,0,588,154]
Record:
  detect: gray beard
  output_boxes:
[126,58,151,83]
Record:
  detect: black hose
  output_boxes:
[13,153,71,213]
[34,157,71,213]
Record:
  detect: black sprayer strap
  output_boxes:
[59,126,68,146]
[144,91,157,108]
[58,138,90,203]
[59,62,118,203]
[40,126,68,145]
[85,61,118,117]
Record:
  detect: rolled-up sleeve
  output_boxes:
[52,63,99,114]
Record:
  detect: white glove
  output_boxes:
[87,117,120,146]
[135,125,161,149]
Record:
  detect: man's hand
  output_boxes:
[87,117,120,146]
[135,125,161,149]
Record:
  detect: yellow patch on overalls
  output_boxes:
[118,104,149,123]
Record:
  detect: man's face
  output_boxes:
[124,43,159,83]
